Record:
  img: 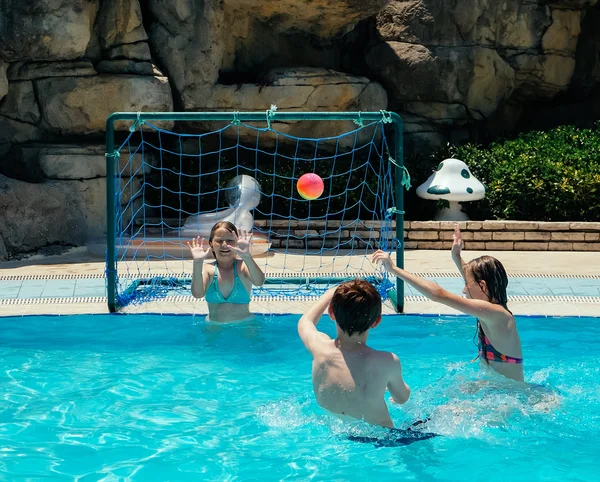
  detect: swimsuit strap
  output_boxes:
[476,320,523,364]
[205,261,250,305]
[205,264,224,303]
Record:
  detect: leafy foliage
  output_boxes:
[444,125,600,221]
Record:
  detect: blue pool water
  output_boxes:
[0,314,598,481]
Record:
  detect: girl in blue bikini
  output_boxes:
[372,226,524,381]
[187,221,265,322]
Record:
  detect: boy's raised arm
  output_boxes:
[297,288,335,353]
[387,354,411,404]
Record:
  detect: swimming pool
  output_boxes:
[0,313,598,480]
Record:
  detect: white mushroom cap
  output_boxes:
[416,158,485,201]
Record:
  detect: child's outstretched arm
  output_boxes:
[451,226,467,280]
[297,288,335,354]
[229,230,265,287]
[187,237,211,298]
[372,250,509,323]
[373,250,448,301]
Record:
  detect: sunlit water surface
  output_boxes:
[0,314,598,481]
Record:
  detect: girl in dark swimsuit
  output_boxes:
[372,226,524,381]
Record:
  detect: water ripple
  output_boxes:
[0,314,598,480]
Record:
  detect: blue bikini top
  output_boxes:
[204,262,251,305]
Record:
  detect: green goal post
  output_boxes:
[104,111,406,312]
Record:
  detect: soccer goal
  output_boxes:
[104,110,408,312]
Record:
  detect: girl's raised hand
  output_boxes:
[372,250,394,271]
[451,225,464,259]
[228,229,253,258]
[186,236,210,261]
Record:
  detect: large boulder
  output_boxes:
[225,0,391,38]
[0,81,41,124]
[2,144,150,181]
[0,171,143,259]
[367,0,591,148]
[188,68,387,110]
[367,43,514,121]
[0,141,153,260]
[510,53,577,99]
[96,0,147,50]
[0,174,87,257]
[0,115,43,144]
[375,0,550,48]
[36,75,174,134]
[187,68,388,144]
[372,0,580,102]
[147,0,226,96]
[147,0,390,105]
[0,0,100,61]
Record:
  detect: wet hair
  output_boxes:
[209,221,238,244]
[466,256,509,365]
[465,255,509,307]
[331,279,382,336]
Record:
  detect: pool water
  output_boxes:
[0,314,598,481]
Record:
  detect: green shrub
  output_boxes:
[448,125,600,221]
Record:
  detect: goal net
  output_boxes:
[104,110,406,311]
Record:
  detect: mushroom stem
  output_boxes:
[434,201,469,221]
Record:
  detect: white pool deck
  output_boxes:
[1,249,598,317]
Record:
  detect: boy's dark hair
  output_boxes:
[209,221,238,243]
[331,279,382,336]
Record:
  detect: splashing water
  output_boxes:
[0,313,598,480]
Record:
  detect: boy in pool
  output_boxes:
[297,279,411,428]
[187,221,265,322]
[372,226,524,382]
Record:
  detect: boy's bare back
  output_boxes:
[297,280,410,429]
[311,339,407,428]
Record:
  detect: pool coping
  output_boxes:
[1,249,599,317]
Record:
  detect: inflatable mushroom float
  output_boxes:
[416,158,485,221]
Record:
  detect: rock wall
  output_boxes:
[368,0,600,148]
[1,0,600,258]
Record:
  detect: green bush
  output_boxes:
[448,125,600,221]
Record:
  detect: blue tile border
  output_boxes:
[0,273,598,302]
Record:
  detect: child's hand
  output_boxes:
[186,236,210,261]
[451,225,464,259]
[228,229,253,258]
[323,286,338,300]
[372,250,394,271]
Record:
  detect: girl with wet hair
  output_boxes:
[372,226,523,381]
[451,228,523,381]
[187,221,265,322]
